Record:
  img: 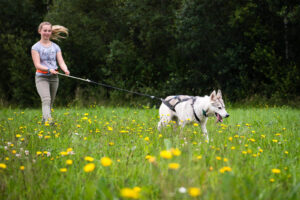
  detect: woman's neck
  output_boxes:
[40,39,51,45]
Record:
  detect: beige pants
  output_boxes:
[35,75,59,122]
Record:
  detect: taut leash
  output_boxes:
[57,72,162,101]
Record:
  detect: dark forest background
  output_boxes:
[0,0,299,108]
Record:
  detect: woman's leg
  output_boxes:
[49,75,59,109]
[35,76,52,122]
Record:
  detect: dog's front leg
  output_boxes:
[200,118,209,142]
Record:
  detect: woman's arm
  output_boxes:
[31,50,48,72]
[57,51,70,75]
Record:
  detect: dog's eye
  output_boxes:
[218,107,222,109]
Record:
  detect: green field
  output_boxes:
[0,106,299,199]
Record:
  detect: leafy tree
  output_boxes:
[0,0,48,106]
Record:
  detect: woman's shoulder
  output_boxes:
[31,41,41,50]
[51,42,61,51]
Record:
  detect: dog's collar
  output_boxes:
[202,109,208,117]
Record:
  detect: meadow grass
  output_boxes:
[0,105,299,200]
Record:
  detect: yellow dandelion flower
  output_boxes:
[60,168,67,172]
[36,151,42,156]
[188,187,201,197]
[219,166,232,173]
[107,126,113,131]
[16,134,22,138]
[171,148,181,156]
[160,150,172,159]
[272,139,278,143]
[223,158,228,162]
[144,137,150,141]
[84,156,94,162]
[270,178,275,182]
[101,157,112,167]
[284,151,288,154]
[77,124,81,128]
[84,163,95,172]
[20,166,25,170]
[209,166,213,171]
[67,148,73,152]
[168,163,180,170]
[231,146,236,150]
[60,151,68,156]
[120,130,129,133]
[196,155,202,160]
[272,169,281,174]
[120,188,140,199]
[109,142,115,146]
[228,137,233,141]
[261,135,266,138]
[193,123,199,127]
[216,156,222,160]
[158,134,163,138]
[66,160,73,165]
[12,150,16,154]
[0,163,7,169]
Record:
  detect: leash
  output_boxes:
[57,72,162,101]
[57,73,208,120]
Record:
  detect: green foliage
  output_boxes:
[0,0,48,106]
[0,0,299,107]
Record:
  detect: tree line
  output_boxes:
[0,0,299,107]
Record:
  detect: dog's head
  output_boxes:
[209,90,229,123]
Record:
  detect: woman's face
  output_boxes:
[39,25,52,40]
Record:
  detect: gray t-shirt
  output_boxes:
[32,41,61,76]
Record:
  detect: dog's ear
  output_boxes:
[217,89,222,99]
[210,90,217,101]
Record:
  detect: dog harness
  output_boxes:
[162,96,208,123]
[162,96,191,112]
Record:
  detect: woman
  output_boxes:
[31,22,70,125]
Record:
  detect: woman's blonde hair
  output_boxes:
[38,22,68,41]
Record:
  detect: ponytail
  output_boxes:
[51,25,68,41]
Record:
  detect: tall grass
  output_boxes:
[0,105,299,199]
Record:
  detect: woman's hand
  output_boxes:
[49,69,58,74]
[64,69,70,75]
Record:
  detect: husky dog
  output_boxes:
[157,90,229,141]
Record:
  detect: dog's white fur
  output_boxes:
[157,90,229,141]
